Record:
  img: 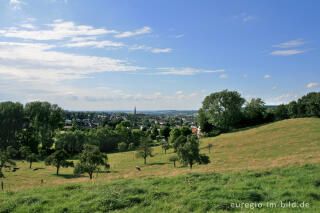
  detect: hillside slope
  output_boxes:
[3,118,320,190]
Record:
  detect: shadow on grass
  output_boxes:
[96,170,119,174]
[53,174,77,179]
[148,162,168,166]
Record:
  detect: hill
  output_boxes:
[2,118,320,191]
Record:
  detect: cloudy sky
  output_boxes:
[0,0,319,110]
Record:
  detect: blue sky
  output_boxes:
[0,0,319,110]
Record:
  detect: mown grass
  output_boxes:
[2,118,320,191]
[1,164,320,212]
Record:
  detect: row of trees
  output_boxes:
[198,90,320,134]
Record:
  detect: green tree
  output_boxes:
[176,135,209,169]
[169,155,179,168]
[24,102,63,153]
[0,102,24,150]
[0,147,17,177]
[274,104,289,121]
[244,98,267,125]
[197,108,213,134]
[201,90,245,131]
[287,101,299,118]
[128,142,135,150]
[45,149,73,175]
[159,126,171,142]
[161,140,171,154]
[19,146,38,168]
[136,136,153,165]
[297,92,320,117]
[55,130,86,155]
[150,126,158,140]
[118,142,127,152]
[74,144,109,179]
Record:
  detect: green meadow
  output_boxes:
[1,118,320,212]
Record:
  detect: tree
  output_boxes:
[176,135,210,169]
[159,126,171,142]
[0,147,16,177]
[118,142,127,152]
[19,146,38,168]
[297,92,320,117]
[150,126,158,140]
[201,90,245,131]
[161,140,171,154]
[136,136,153,164]
[169,155,178,168]
[24,102,63,154]
[274,104,289,121]
[287,101,299,118]
[55,130,86,156]
[0,102,24,150]
[244,98,267,125]
[128,143,135,150]
[74,144,109,179]
[45,149,73,175]
[197,108,213,134]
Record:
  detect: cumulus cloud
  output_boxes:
[264,75,271,79]
[0,20,116,40]
[0,42,143,81]
[115,26,151,38]
[306,82,319,89]
[156,67,225,75]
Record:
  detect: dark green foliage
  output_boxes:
[0,101,24,150]
[136,136,153,164]
[45,149,73,175]
[159,126,171,141]
[74,144,109,179]
[55,130,86,156]
[201,90,245,131]
[169,155,179,167]
[274,104,289,121]
[176,135,210,169]
[118,142,127,152]
[197,108,214,133]
[0,147,16,177]
[20,146,38,168]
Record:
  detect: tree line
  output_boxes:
[198,90,320,135]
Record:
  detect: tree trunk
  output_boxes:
[173,161,176,168]
[189,162,193,169]
[56,166,60,175]
[164,149,166,154]
[144,157,146,165]
[29,161,32,169]
[89,172,93,179]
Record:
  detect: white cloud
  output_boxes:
[219,74,227,79]
[264,75,271,79]
[235,13,255,22]
[0,42,143,81]
[306,82,319,89]
[151,48,172,53]
[156,67,225,75]
[273,39,305,48]
[172,34,184,38]
[63,40,124,48]
[115,26,151,38]
[0,20,116,40]
[273,93,299,103]
[176,91,183,95]
[20,24,35,29]
[9,0,21,10]
[270,49,306,56]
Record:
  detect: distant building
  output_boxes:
[134,106,136,116]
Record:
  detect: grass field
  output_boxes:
[1,118,320,212]
[2,118,320,191]
[1,164,320,212]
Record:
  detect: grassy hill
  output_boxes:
[2,118,320,191]
[1,118,320,212]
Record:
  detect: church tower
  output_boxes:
[134,106,136,116]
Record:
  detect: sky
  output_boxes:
[0,0,319,110]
